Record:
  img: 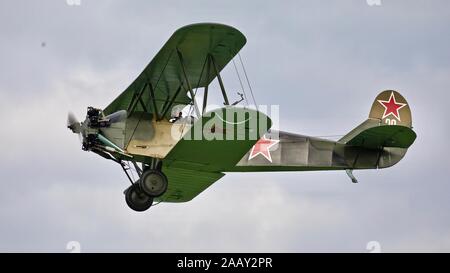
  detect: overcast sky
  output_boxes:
[0,0,449,252]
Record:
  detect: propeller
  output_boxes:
[67,112,84,145]
[67,112,82,134]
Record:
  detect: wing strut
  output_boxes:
[202,56,211,114]
[148,83,159,120]
[127,82,148,114]
[209,54,230,105]
[177,49,201,117]
[158,85,182,120]
[202,85,209,114]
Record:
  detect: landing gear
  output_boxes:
[139,170,168,197]
[125,184,153,212]
[120,159,168,212]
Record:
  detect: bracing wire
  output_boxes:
[238,53,258,110]
[232,57,249,106]
[180,56,207,137]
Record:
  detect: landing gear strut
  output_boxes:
[120,159,168,212]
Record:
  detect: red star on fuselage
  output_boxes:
[377,92,407,121]
[248,136,279,162]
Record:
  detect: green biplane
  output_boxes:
[67,23,416,212]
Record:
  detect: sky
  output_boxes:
[0,0,449,252]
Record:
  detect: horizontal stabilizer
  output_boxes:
[340,90,416,150]
[346,125,416,149]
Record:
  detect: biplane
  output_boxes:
[67,23,416,212]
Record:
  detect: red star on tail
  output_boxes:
[377,92,407,121]
[248,136,279,162]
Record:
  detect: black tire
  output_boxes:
[139,170,168,197]
[125,184,153,212]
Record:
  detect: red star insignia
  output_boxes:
[377,92,407,121]
[248,136,279,162]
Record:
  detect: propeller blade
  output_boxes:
[67,112,82,134]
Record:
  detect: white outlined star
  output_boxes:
[248,136,279,163]
[377,92,407,121]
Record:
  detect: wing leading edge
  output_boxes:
[156,168,225,203]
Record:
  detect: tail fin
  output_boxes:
[369,90,412,128]
[339,90,416,168]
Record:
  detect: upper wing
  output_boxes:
[103,23,247,118]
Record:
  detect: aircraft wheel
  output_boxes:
[140,170,168,197]
[125,184,153,212]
